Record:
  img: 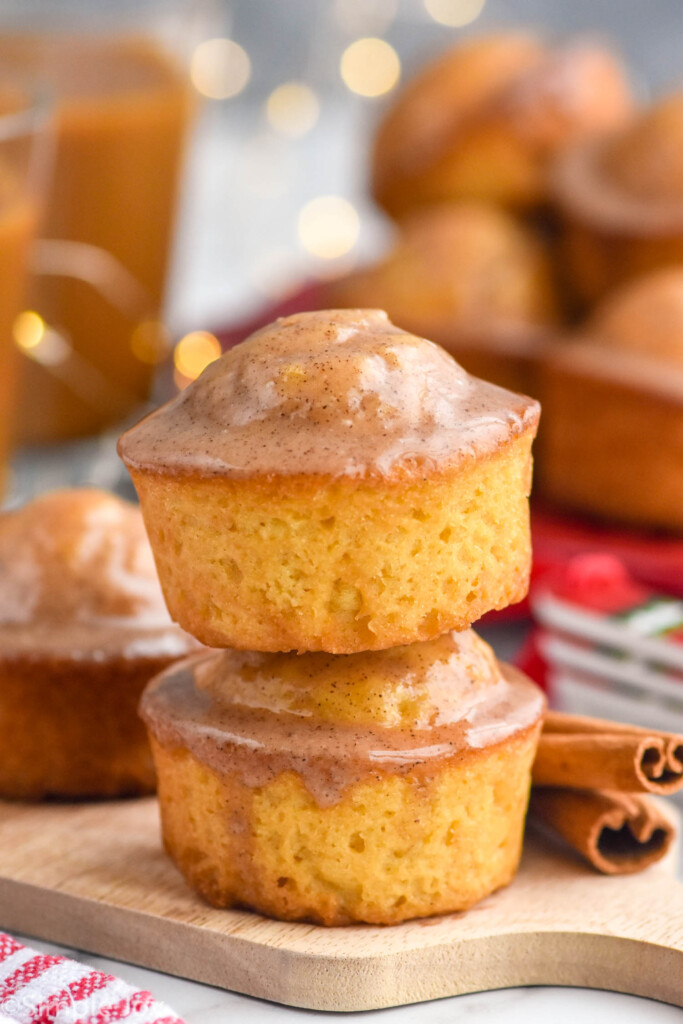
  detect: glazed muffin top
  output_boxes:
[328,203,559,332]
[189,627,537,730]
[372,33,633,212]
[141,629,544,804]
[603,94,683,204]
[0,488,198,661]
[589,268,683,365]
[554,94,683,230]
[118,309,539,482]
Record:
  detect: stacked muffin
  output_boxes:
[119,308,545,925]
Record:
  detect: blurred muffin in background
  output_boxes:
[554,94,683,305]
[589,266,683,362]
[539,268,683,531]
[326,202,559,394]
[372,33,633,219]
[0,488,199,799]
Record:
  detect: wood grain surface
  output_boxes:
[0,798,681,1012]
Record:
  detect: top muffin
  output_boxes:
[119,310,539,653]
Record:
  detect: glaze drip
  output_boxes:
[141,638,545,807]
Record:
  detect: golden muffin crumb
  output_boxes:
[152,730,539,925]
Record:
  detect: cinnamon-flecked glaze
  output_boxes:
[118,309,539,481]
[141,631,544,807]
[0,489,197,661]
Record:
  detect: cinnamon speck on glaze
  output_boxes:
[141,630,544,807]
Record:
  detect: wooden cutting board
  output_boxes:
[0,797,681,1012]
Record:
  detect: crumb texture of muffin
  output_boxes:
[554,94,683,304]
[141,632,544,925]
[372,33,632,216]
[119,309,539,653]
[0,488,198,799]
[539,269,683,530]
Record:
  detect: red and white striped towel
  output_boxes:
[0,935,184,1024]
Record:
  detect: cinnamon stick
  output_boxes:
[529,788,675,875]
[533,710,683,794]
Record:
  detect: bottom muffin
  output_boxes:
[141,631,544,925]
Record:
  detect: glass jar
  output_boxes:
[0,0,210,441]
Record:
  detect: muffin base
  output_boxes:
[150,721,541,926]
[539,343,683,532]
[560,216,683,307]
[0,654,172,799]
[131,432,535,653]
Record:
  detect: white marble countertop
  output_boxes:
[10,933,682,1023]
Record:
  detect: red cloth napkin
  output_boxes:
[530,504,683,599]
[0,934,183,1024]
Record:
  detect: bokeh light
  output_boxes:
[298,196,360,259]
[190,38,251,100]
[130,320,171,365]
[13,310,45,352]
[424,0,486,27]
[173,331,221,383]
[266,82,320,138]
[13,311,69,366]
[340,38,401,97]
